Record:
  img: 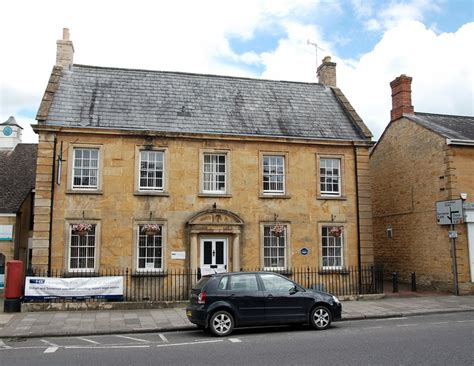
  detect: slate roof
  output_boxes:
[0,144,37,213]
[41,64,371,141]
[406,112,474,141]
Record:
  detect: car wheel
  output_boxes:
[310,306,332,330]
[209,310,234,337]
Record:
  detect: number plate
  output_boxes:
[186,310,192,317]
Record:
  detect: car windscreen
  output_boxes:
[192,276,211,290]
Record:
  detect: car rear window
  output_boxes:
[192,277,211,290]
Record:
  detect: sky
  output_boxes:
[1,0,473,143]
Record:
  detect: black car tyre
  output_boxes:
[310,306,332,330]
[209,310,234,337]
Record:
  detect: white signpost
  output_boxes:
[436,199,464,296]
[436,199,463,225]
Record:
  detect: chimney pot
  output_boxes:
[56,28,74,69]
[390,74,414,121]
[317,55,337,87]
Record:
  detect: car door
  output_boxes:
[226,273,265,326]
[259,273,306,324]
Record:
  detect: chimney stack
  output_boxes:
[56,28,74,69]
[317,56,337,87]
[390,74,414,121]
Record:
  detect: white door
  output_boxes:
[200,238,227,273]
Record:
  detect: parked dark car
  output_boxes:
[186,271,342,336]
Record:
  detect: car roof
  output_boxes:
[205,271,281,277]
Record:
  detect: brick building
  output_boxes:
[31,30,374,284]
[371,74,474,295]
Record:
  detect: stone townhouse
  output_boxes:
[0,117,37,285]
[31,30,374,284]
[371,74,474,295]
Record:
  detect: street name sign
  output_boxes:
[436,199,463,225]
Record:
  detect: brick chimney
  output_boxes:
[317,56,337,87]
[390,74,414,121]
[56,28,74,69]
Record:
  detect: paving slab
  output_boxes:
[0,295,472,338]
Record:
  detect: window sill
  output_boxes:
[198,193,232,198]
[317,195,347,201]
[259,194,291,199]
[132,271,167,277]
[134,191,170,197]
[318,269,349,275]
[66,189,103,195]
[263,268,293,276]
[63,271,100,277]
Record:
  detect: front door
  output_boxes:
[200,238,227,273]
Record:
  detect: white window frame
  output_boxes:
[72,148,100,190]
[262,224,289,270]
[262,155,285,195]
[321,226,344,269]
[319,157,341,196]
[136,224,164,272]
[138,150,165,192]
[201,151,229,195]
[68,223,98,272]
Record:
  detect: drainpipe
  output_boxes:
[353,144,362,291]
[48,136,57,276]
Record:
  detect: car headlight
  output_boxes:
[332,295,340,304]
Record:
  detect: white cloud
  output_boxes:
[0,0,472,145]
[337,21,474,138]
[362,0,443,31]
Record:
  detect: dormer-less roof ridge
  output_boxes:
[72,63,326,87]
[412,111,474,119]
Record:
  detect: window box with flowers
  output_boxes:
[71,223,93,236]
[141,224,161,237]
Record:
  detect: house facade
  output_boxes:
[0,117,37,286]
[31,30,374,282]
[371,74,474,295]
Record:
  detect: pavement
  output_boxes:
[1,289,473,339]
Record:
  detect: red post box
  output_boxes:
[5,260,24,299]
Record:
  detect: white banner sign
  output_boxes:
[24,276,124,300]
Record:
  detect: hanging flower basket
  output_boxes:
[271,223,285,238]
[72,223,93,236]
[141,224,161,236]
[329,226,343,238]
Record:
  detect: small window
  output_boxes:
[321,226,343,268]
[263,225,287,269]
[203,153,227,193]
[72,148,99,190]
[218,276,230,290]
[320,158,341,196]
[69,224,96,271]
[263,155,285,194]
[139,150,164,191]
[137,224,163,271]
[229,274,259,291]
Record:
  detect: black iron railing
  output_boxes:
[25,265,383,303]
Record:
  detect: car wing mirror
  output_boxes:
[289,286,298,294]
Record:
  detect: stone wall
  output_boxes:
[371,118,473,294]
[32,129,373,273]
